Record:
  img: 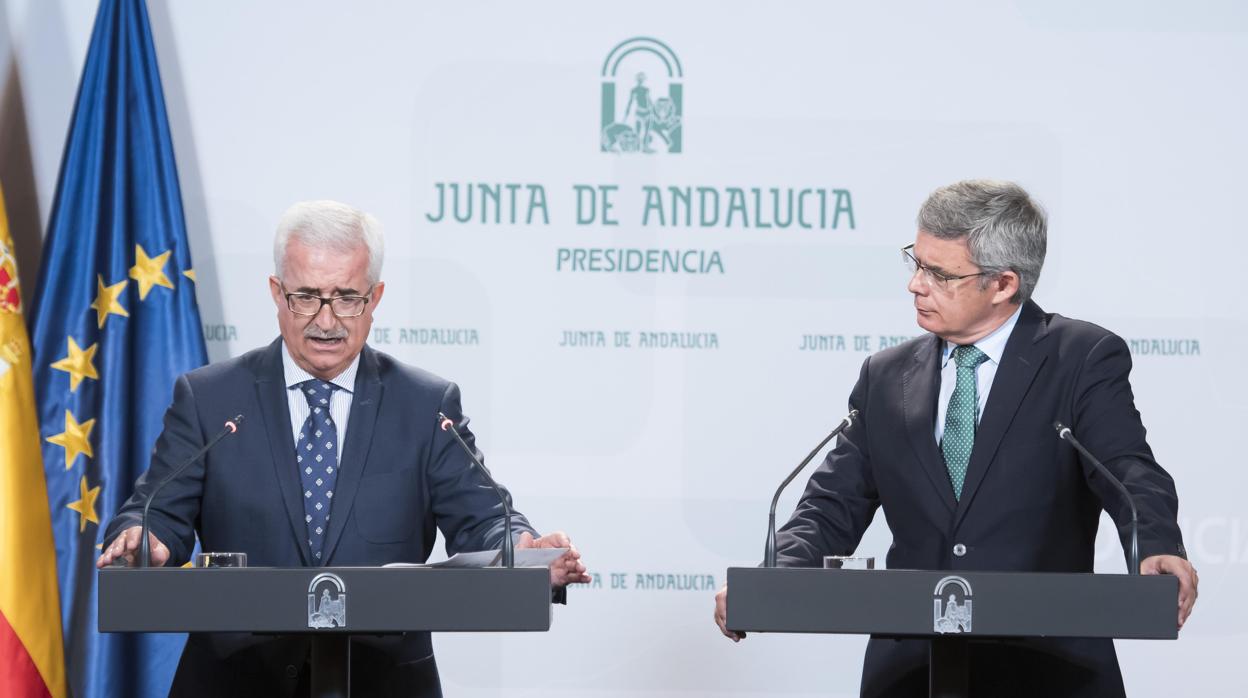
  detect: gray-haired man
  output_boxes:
[100,200,589,696]
[715,180,1196,697]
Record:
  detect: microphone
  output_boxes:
[764,410,859,568]
[1054,422,1139,575]
[437,412,514,568]
[139,415,243,567]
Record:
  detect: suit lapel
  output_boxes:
[953,302,1050,528]
[254,339,311,565]
[903,334,958,514]
[321,346,383,564]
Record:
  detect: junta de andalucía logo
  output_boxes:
[600,37,682,154]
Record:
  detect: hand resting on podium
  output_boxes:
[712,583,744,642]
[1141,554,1199,630]
[517,530,591,587]
[96,525,170,568]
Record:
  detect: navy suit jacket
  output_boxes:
[106,338,535,696]
[776,301,1186,697]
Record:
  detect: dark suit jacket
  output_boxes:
[776,301,1186,698]
[105,338,536,697]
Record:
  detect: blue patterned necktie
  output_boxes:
[941,345,989,500]
[296,379,339,563]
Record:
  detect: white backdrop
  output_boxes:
[3,1,1246,695]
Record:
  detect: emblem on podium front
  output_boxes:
[933,575,972,634]
[308,573,347,629]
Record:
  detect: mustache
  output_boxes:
[304,325,348,340]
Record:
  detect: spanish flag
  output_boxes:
[0,188,67,698]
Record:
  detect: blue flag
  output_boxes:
[28,1,207,696]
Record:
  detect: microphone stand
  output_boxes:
[437,412,514,568]
[1055,422,1139,575]
[140,415,244,567]
[764,410,858,568]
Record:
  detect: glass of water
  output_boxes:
[194,552,247,568]
[823,555,875,570]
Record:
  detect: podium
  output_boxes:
[726,567,1177,698]
[99,566,552,697]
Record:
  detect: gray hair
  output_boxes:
[274,200,384,284]
[917,179,1047,304]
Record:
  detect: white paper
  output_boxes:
[383,548,567,569]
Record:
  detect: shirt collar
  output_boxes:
[282,340,360,393]
[941,304,1024,368]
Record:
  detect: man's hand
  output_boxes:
[516,531,590,587]
[1140,554,1198,629]
[714,583,745,642]
[95,526,170,568]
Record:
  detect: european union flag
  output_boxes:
[28,1,207,696]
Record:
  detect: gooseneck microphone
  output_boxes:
[1054,422,1140,575]
[139,415,244,568]
[764,410,859,568]
[437,412,514,568]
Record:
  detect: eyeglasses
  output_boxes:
[901,244,988,291]
[281,284,373,318]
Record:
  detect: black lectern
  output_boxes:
[726,567,1177,698]
[99,566,552,698]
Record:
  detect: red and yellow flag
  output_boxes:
[0,187,67,698]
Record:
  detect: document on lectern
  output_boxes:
[383,548,568,569]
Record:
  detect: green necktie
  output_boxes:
[941,345,989,500]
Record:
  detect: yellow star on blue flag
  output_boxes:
[66,476,101,532]
[129,244,174,300]
[46,409,94,468]
[50,336,99,391]
[89,275,128,329]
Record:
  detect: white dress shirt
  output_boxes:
[282,342,359,464]
[934,305,1023,446]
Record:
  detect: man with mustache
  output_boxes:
[713,179,1197,697]
[98,200,589,696]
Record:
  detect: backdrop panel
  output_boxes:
[3,1,1245,695]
